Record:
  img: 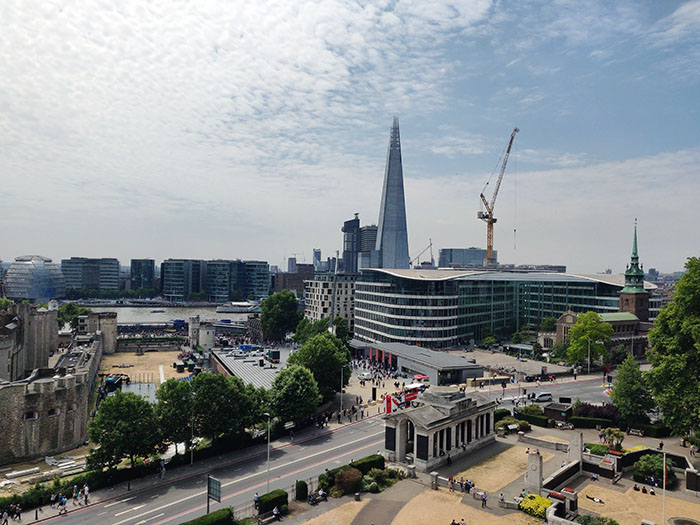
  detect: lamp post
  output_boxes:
[340,367,343,415]
[264,412,271,493]
[587,336,591,375]
[662,450,667,524]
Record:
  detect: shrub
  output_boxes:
[350,454,385,475]
[575,516,620,525]
[369,481,379,493]
[633,454,676,488]
[519,404,543,416]
[516,412,551,428]
[368,468,388,485]
[361,475,372,492]
[179,507,235,524]
[295,480,308,501]
[569,417,614,429]
[280,504,288,515]
[329,486,343,498]
[585,443,611,456]
[635,422,671,438]
[257,489,288,514]
[335,467,362,495]
[574,403,620,424]
[495,408,511,422]
[518,493,552,519]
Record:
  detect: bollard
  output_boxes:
[128,480,131,491]
[407,465,416,479]
[430,471,439,490]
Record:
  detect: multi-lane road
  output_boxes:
[37,416,384,525]
[477,375,611,406]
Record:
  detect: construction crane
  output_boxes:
[477,127,519,268]
[410,239,434,267]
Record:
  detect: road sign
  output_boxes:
[208,475,221,503]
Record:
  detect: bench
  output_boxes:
[612,473,623,485]
[308,491,327,505]
[257,510,280,524]
[629,428,644,437]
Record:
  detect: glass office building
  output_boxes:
[3,255,65,302]
[353,268,655,349]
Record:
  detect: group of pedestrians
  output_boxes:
[1,504,21,523]
[47,483,89,517]
[447,476,477,496]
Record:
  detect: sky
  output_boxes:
[1,0,699,274]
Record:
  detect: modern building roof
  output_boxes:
[351,339,482,372]
[599,312,639,322]
[360,268,657,290]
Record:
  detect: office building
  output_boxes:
[60,257,119,291]
[206,260,245,303]
[272,263,314,297]
[342,214,361,274]
[3,256,65,302]
[304,273,357,333]
[130,259,155,290]
[313,249,322,271]
[374,117,410,269]
[438,247,493,268]
[243,260,270,300]
[161,259,207,302]
[287,257,297,274]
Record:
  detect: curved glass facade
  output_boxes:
[4,255,65,301]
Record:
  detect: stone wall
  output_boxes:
[0,304,58,381]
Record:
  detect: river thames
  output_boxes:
[89,306,250,324]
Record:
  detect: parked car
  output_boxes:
[534,392,553,402]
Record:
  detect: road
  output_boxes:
[37,416,384,525]
[476,375,612,407]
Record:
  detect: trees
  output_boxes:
[155,379,193,455]
[551,342,568,362]
[566,312,613,365]
[601,427,625,451]
[0,298,13,311]
[539,316,557,333]
[271,365,320,425]
[288,332,350,401]
[294,317,349,346]
[332,317,350,343]
[647,257,700,436]
[608,345,629,366]
[483,335,497,348]
[261,290,301,341]
[88,391,160,469]
[57,303,92,329]
[191,373,251,441]
[610,354,653,425]
[511,331,524,344]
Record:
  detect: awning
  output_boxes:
[413,374,429,380]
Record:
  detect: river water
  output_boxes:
[89,306,250,324]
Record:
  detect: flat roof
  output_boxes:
[600,312,639,322]
[351,339,482,372]
[360,268,656,289]
[214,348,292,389]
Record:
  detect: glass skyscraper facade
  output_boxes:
[3,256,65,302]
[354,269,653,349]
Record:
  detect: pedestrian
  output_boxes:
[159,459,166,479]
[1,510,7,525]
[499,492,505,502]
[691,444,696,457]
[272,505,281,521]
[481,492,488,508]
[448,476,454,492]
[50,493,56,508]
[83,484,89,505]
[253,492,259,509]
[72,486,78,505]
[361,406,365,419]
[658,441,664,451]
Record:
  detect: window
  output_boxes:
[48,408,60,417]
[24,411,38,421]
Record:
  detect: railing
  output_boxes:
[231,476,319,521]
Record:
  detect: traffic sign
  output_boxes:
[208,475,221,503]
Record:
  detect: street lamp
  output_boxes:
[587,336,591,375]
[662,450,667,524]
[264,412,271,493]
[340,367,343,414]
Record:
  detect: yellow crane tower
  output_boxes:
[477,127,519,268]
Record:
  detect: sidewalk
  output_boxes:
[29,413,383,524]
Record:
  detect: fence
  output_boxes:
[230,476,319,521]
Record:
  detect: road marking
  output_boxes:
[114,504,145,516]
[110,432,382,525]
[105,496,136,507]
[150,495,159,499]
[135,513,164,524]
[159,365,165,384]
[98,511,107,515]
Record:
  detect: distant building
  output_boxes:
[555,310,649,357]
[130,259,155,290]
[342,214,361,273]
[206,260,246,303]
[272,263,314,297]
[243,260,270,300]
[374,117,410,269]
[61,257,120,291]
[619,223,650,322]
[304,273,357,333]
[313,249,322,271]
[438,247,493,268]
[358,225,379,270]
[161,259,207,302]
[287,257,297,274]
[3,255,65,301]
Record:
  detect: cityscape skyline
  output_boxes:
[2,1,699,273]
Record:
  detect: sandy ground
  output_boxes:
[303,499,369,525]
[391,489,540,525]
[100,350,185,384]
[453,445,554,492]
[578,484,700,525]
[534,434,567,444]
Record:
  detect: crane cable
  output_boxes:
[513,150,518,251]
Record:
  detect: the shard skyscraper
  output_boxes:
[375,117,410,269]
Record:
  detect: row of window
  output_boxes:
[24,405,76,420]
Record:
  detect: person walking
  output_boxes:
[1,510,7,525]
[481,491,488,508]
[50,494,56,509]
[272,505,281,521]
[253,492,259,510]
[83,484,89,505]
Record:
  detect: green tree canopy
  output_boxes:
[610,354,654,425]
[511,331,523,344]
[191,373,252,441]
[0,298,13,311]
[647,257,700,435]
[271,365,320,425]
[88,391,160,469]
[608,344,629,366]
[332,317,350,343]
[551,341,568,362]
[539,316,557,332]
[288,332,350,401]
[261,290,301,341]
[155,379,193,455]
[483,335,497,347]
[57,302,93,329]
[566,312,613,364]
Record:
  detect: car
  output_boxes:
[358,371,372,380]
[534,392,553,402]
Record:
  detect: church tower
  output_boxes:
[619,220,649,322]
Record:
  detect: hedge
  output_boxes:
[516,412,553,428]
[494,408,511,423]
[350,454,385,475]
[635,422,671,438]
[180,507,236,525]
[295,480,308,501]
[335,467,362,495]
[257,489,288,515]
[569,417,614,429]
[585,443,611,456]
[519,493,552,519]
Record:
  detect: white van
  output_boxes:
[534,392,553,402]
[358,371,372,380]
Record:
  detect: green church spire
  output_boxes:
[621,219,645,293]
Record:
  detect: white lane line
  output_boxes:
[110,431,383,525]
[98,511,107,515]
[135,512,164,524]
[150,495,159,499]
[114,504,145,516]
[159,365,165,384]
[105,496,137,507]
